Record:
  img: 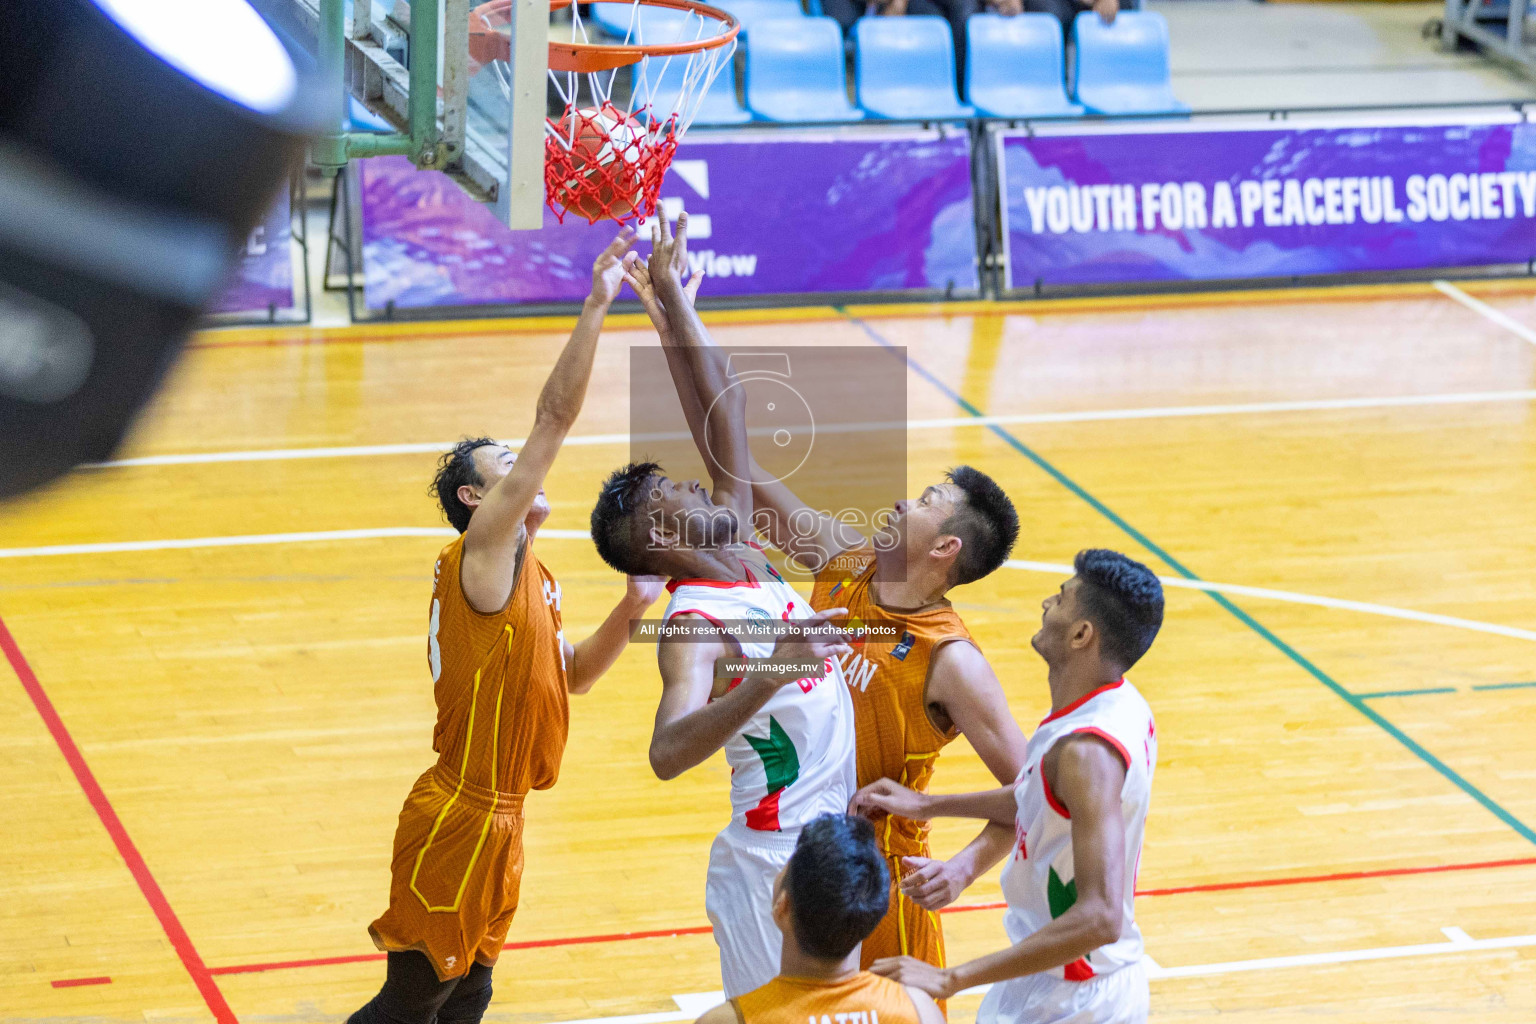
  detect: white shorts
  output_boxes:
[704,820,802,999]
[978,959,1148,1024]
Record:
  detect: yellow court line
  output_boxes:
[194,278,1536,348]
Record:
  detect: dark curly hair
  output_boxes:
[1073,548,1164,672]
[590,461,664,575]
[942,465,1020,586]
[432,437,498,534]
[784,814,890,960]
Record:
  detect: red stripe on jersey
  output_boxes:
[1040,679,1125,725]
[1042,772,1071,819]
[1072,727,1132,771]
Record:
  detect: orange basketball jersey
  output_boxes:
[735,972,922,1024]
[811,543,973,973]
[369,533,568,980]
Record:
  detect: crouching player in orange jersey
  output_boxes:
[693,814,947,1024]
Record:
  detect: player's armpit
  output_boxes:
[925,640,1028,784]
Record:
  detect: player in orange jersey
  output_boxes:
[623,241,1029,982]
[694,814,946,1024]
[349,228,668,1024]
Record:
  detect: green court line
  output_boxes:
[844,311,1536,847]
[1356,687,1459,699]
[1472,681,1536,692]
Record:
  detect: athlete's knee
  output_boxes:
[437,963,494,1024]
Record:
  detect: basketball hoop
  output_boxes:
[470,0,740,225]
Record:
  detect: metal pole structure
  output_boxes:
[314,0,418,173]
[313,0,349,173]
[409,0,444,168]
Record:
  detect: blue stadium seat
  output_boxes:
[348,97,394,133]
[853,17,975,120]
[1072,11,1189,116]
[965,13,1082,118]
[711,0,806,35]
[638,50,752,126]
[586,2,688,42]
[745,18,863,122]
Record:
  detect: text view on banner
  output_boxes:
[998,118,1536,288]
[360,129,978,309]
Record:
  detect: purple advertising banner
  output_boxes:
[212,186,295,313]
[360,128,977,308]
[999,119,1536,288]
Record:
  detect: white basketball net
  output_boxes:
[479,3,737,152]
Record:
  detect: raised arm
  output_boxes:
[624,247,859,573]
[871,734,1129,999]
[460,228,634,611]
[647,214,753,524]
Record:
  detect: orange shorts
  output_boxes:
[861,847,947,1014]
[369,765,527,982]
[861,848,946,966]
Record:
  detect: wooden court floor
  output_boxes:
[2,280,1535,1024]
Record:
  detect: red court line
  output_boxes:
[52,976,111,988]
[208,925,718,977]
[160,852,1536,981]
[0,617,238,1023]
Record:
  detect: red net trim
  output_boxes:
[544,102,679,225]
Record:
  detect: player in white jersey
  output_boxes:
[852,549,1164,1024]
[590,216,857,997]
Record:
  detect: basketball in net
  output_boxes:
[547,104,649,223]
[470,0,739,226]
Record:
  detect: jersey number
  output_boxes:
[428,598,442,683]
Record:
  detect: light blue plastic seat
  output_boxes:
[710,0,806,36]
[1072,11,1189,116]
[853,16,975,120]
[965,13,1082,118]
[586,2,689,42]
[637,49,752,126]
[745,17,863,122]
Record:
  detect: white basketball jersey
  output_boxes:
[663,546,856,833]
[999,678,1156,981]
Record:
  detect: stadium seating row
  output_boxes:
[587,5,1187,123]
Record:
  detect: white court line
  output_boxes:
[544,929,1536,1024]
[0,527,587,560]
[1434,280,1536,347]
[1005,559,1536,644]
[1,531,1531,645]
[85,389,1536,469]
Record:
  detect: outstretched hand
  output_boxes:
[623,250,704,338]
[591,225,637,306]
[648,212,691,293]
[869,956,958,1000]
[769,606,853,680]
[850,778,931,821]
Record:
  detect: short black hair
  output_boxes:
[942,466,1020,586]
[1073,548,1164,672]
[432,437,498,534]
[591,461,663,575]
[783,814,890,961]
